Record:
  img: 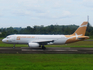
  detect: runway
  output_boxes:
[0,47,93,54]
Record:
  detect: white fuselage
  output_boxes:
[2,35,68,45]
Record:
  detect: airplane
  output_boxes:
[2,21,89,49]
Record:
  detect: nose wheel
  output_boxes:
[13,44,15,48]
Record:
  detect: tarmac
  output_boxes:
[0,47,93,54]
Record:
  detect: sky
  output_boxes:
[0,0,93,28]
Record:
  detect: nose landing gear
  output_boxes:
[13,44,15,48]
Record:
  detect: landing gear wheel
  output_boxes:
[13,44,15,48]
[39,45,41,47]
[42,45,46,50]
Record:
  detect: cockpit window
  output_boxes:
[6,36,10,39]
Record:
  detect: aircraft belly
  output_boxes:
[53,38,67,45]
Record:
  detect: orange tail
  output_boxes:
[65,21,89,44]
[72,22,88,36]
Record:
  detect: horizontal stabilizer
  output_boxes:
[78,36,89,40]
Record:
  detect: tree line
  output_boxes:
[0,23,93,37]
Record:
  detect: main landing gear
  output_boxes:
[39,45,46,50]
[42,45,46,50]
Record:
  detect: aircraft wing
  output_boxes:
[32,39,54,45]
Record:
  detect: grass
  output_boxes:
[0,38,3,39]
[0,54,93,70]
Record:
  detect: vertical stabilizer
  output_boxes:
[72,22,88,36]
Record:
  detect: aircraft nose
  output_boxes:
[2,39,6,43]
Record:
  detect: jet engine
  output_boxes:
[28,43,39,48]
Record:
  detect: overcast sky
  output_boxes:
[0,0,93,28]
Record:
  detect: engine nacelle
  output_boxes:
[28,43,39,48]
